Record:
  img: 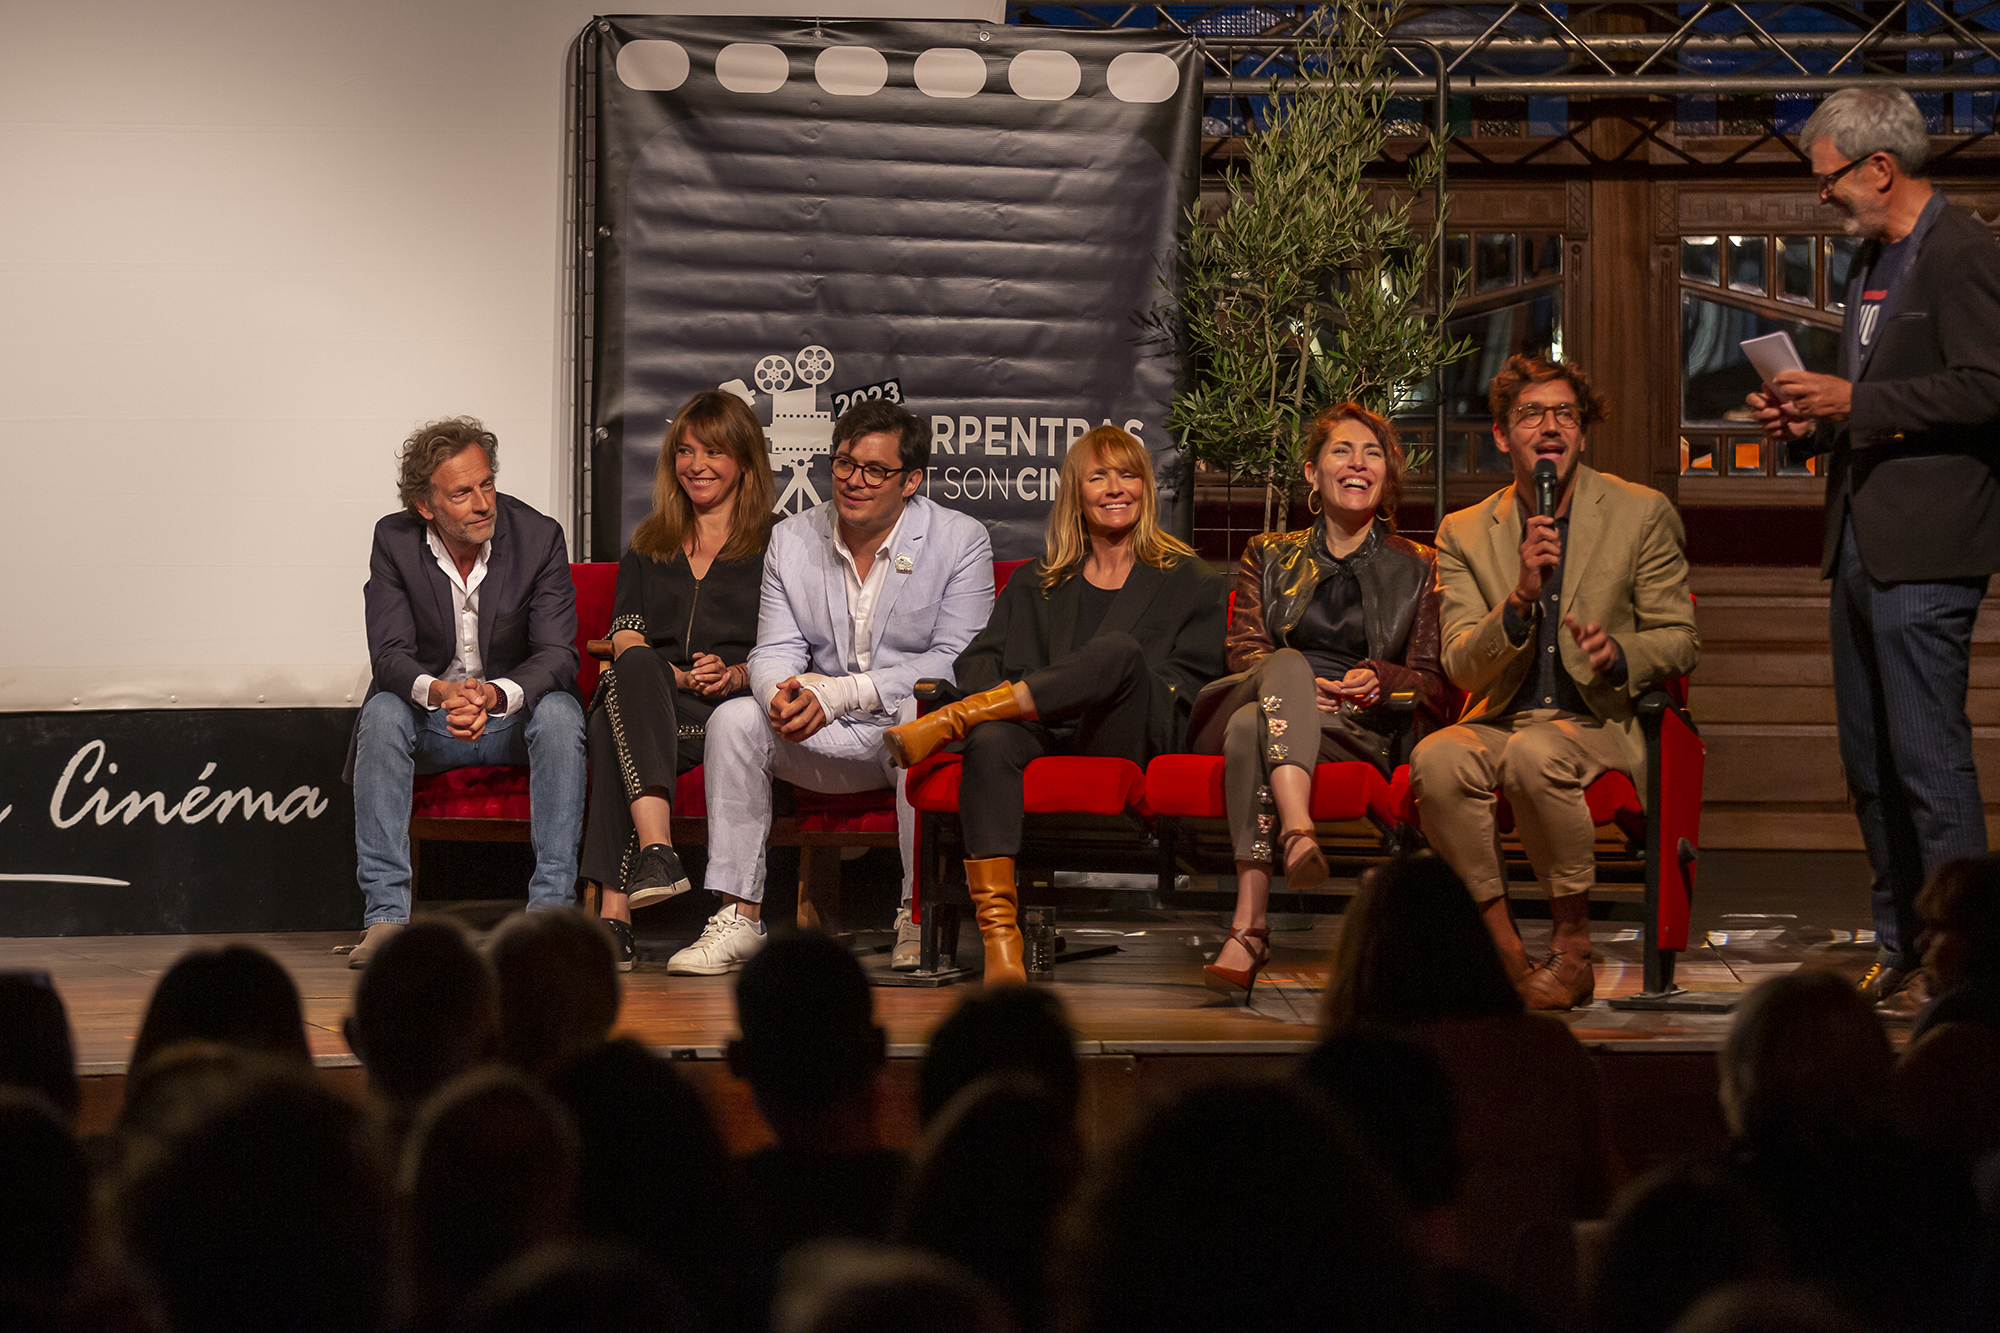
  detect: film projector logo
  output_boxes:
[720,346,903,515]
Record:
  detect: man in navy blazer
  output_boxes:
[674,401,995,975]
[1752,86,2000,1013]
[344,417,586,968]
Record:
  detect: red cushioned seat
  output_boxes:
[412,764,531,821]
[1310,762,1392,824]
[796,786,898,833]
[1392,763,1645,842]
[1141,754,1394,825]
[675,766,706,819]
[906,753,1144,816]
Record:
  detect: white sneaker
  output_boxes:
[666,903,767,976]
[891,905,922,971]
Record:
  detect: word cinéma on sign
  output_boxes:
[42,741,329,831]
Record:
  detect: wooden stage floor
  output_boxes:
[2,851,1893,1160]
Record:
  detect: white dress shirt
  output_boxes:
[411,528,524,716]
[796,507,908,723]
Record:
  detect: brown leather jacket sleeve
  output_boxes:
[1360,546,1450,736]
[1225,535,1275,673]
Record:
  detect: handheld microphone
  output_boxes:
[1533,458,1559,519]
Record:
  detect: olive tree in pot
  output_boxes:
[1169,0,1469,537]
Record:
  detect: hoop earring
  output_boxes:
[1306,488,1323,516]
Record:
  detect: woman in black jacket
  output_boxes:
[582,390,773,969]
[1189,403,1448,996]
[883,425,1227,983]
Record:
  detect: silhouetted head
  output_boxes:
[488,910,620,1079]
[0,971,79,1122]
[1669,1281,1871,1333]
[775,1242,1013,1333]
[896,1074,1081,1332]
[728,933,885,1121]
[1058,1079,1425,1333]
[346,918,500,1108]
[114,1064,392,1333]
[130,944,311,1074]
[1915,852,2000,990]
[1588,1162,1784,1333]
[547,1038,731,1312]
[1299,1027,1462,1214]
[0,1090,91,1325]
[454,1241,692,1333]
[403,1068,579,1326]
[917,987,1079,1126]
[1720,970,1893,1152]
[1322,855,1522,1032]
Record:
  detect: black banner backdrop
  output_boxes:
[589,16,1200,560]
[0,711,358,936]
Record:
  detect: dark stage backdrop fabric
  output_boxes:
[590,17,1200,560]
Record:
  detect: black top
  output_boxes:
[1500,514,1592,717]
[610,542,766,680]
[1291,558,1369,681]
[1072,580,1119,646]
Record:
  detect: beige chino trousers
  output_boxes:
[1409,709,1632,902]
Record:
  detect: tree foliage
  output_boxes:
[1169,1,1470,531]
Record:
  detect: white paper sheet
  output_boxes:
[1741,330,1804,384]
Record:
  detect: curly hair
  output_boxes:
[1486,355,1610,430]
[397,417,498,515]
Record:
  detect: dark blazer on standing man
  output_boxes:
[1809,200,2000,582]
[953,554,1228,754]
[343,492,579,781]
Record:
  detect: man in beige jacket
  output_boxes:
[1413,356,1700,1009]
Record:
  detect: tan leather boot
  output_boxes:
[883,684,1025,768]
[964,856,1026,985]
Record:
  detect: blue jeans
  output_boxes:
[1831,518,1990,966]
[353,690,586,926]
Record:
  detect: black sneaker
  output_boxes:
[604,917,636,973]
[625,843,692,909]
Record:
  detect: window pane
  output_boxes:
[1681,291,1843,425]
[1446,234,1469,293]
[1682,435,1718,475]
[1777,235,1815,303]
[1523,233,1562,280]
[1778,447,1820,477]
[1826,236,1860,310]
[1727,235,1768,295]
[1731,438,1764,474]
[1474,430,1505,474]
[1436,288,1563,419]
[1682,237,1721,284]
[1476,233,1516,292]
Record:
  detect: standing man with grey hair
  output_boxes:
[1751,87,2000,1014]
[342,417,586,968]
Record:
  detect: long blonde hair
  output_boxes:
[630,391,775,564]
[1039,426,1195,592]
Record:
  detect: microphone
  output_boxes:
[1533,458,1559,519]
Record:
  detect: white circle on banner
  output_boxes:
[815,46,887,96]
[914,48,985,98]
[716,43,788,94]
[1008,49,1081,101]
[795,346,835,385]
[1107,51,1178,103]
[615,40,690,91]
[755,355,794,392]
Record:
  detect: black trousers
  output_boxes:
[959,632,1162,859]
[579,646,715,888]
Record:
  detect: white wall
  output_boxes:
[0,0,605,710]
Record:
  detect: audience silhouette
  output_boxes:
[129,943,312,1073]
[0,971,80,1123]
[487,909,621,1079]
[346,918,500,1145]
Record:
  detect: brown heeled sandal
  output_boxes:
[1280,827,1329,892]
[1202,925,1272,1004]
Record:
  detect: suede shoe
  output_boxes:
[346,922,405,971]
[625,844,692,910]
[891,905,922,972]
[1857,956,1908,1007]
[1517,951,1595,1010]
[1873,966,1935,1019]
[605,917,636,973]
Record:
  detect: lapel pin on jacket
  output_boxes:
[894,553,913,573]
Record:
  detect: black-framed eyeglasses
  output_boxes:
[1510,403,1580,429]
[1817,154,1874,195]
[831,455,909,486]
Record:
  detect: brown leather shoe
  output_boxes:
[964,856,1026,985]
[1873,966,1935,1019]
[884,684,1025,768]
[1517,950,1595,1010]
[1857,956,1908,1006]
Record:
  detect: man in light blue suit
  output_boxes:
[671,400,996,975]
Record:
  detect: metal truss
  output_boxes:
[1008,3,2000,94]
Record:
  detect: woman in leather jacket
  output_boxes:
[1187,403,1449,995]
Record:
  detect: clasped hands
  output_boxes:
[1747,369,1853,443]
[768,677,829,743]
[1315,668,1381,713]
[428,677,501,742]
[676,652,743,700]
[1510,516,1621,679]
